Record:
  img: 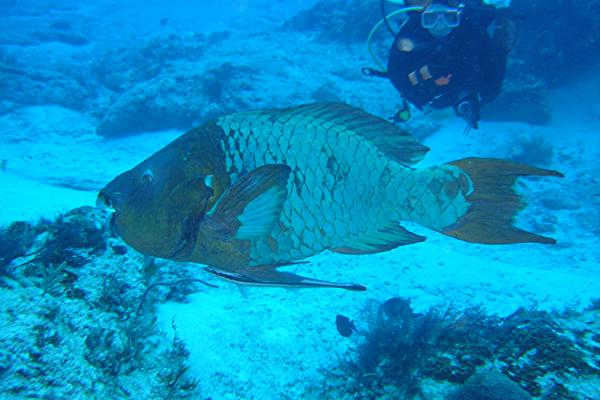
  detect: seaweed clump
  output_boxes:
[330,298,600,399]
[35,206,107,268]
[337,298,454,399]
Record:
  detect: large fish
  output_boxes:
[97,103,562,291]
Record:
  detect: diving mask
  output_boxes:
[421,4,462,35]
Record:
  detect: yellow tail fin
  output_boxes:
[442,157,563,245]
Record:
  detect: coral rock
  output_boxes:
[446,370,532,400]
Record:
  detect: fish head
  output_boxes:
[97,132,228,259]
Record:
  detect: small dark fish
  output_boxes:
[335,314,357,338]
[0,159,7,172]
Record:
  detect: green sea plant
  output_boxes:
[98,272,135,317]
[38,261,68,296]
[152,319,200,400]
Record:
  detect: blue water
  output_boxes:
[1,1,599,399]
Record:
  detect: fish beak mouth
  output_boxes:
[96,190,119,235]
[96,190,112,208]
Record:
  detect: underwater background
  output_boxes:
[1,0,599,399]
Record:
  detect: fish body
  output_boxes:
[99,103,562,290]
[215,103,436,266]
[335,314,357,338]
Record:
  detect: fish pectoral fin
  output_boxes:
[332,222,425,255]
[209,164,291,239]
[204,266,366,291]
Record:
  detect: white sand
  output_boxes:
[0,173,96,225]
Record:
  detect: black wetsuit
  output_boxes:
[387,1,509,127]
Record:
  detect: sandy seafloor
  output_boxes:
[1,1,599,399]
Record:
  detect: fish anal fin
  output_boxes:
[209,164,291,239]
[332,222,426,255]
[444,157,563,244]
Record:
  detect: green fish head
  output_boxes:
[98,134,227,259]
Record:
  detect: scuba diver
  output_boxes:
[365,0,516,130]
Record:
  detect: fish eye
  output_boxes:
[141,169,154,184]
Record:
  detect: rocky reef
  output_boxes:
[320,298,600,399]
[6,0,595,135]
[282,0,379,44]
[446,370,532,400]
[0,207,215,399]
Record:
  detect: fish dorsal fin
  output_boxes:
[272,103,429,166]
[332,222,426,255]
[210,164,291,239]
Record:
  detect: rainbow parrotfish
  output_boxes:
[97,103,562,291]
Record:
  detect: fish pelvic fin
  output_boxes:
[204,265,367,291]
[443,157,563,244]
[208,164,291,240]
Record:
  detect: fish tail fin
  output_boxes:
[441,157,563,244]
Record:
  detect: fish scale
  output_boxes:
[216,109,409,265]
